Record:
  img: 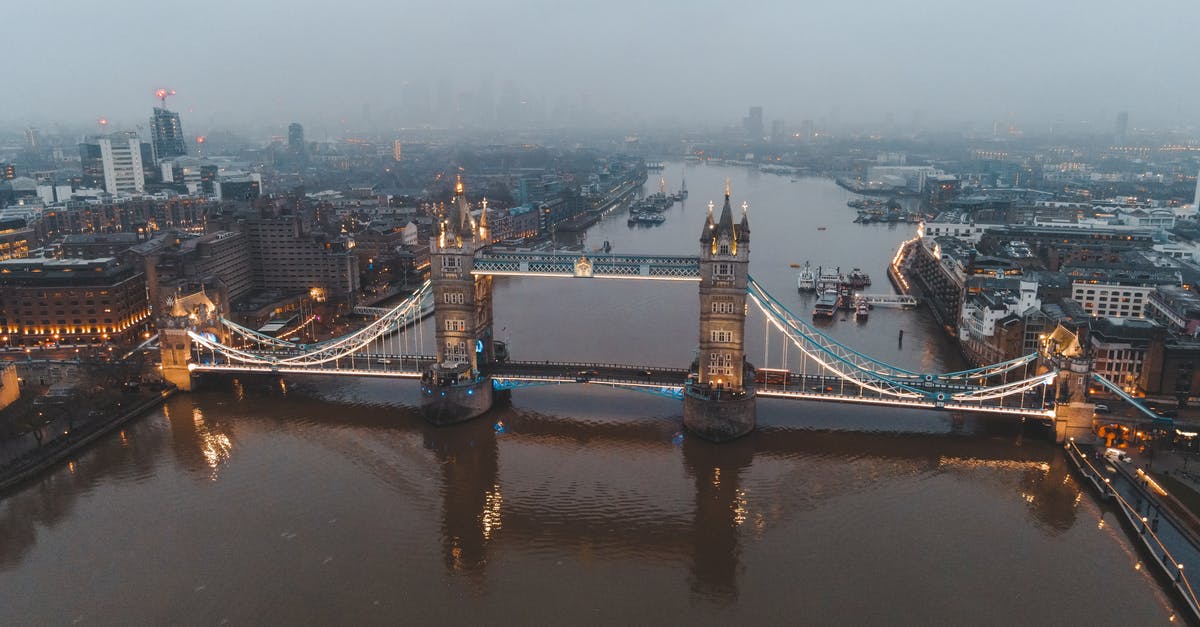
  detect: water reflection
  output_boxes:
[162,395,235,480]
[682,434,754,603]
[423,417,499,587]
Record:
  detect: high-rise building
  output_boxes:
[288,123,305,154]
[392,140,402,162]
[23,128,39,151]
[150,107,187,160]
[770,119,785,143]
[83,132,146,194]
[1193,168,1200,212]
[1115,111,1129,146]
[743,106,764,139]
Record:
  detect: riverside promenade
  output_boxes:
[0,388,176,495]
[1066,440,1200,622]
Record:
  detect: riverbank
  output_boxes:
[1065,440,1200,623]
[0,387,176,495]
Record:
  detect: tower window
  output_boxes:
[712,299,736,314]
[713,263,733,278]
[719,243,731,255]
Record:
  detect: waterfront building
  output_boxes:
[866,165,943,192]
[0,257,150,346]
[917,217,999,244]
[150,107,187,161]
[958,278,1040,365]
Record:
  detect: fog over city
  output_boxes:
[4,0,1199,134]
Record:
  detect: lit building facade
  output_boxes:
[0,257,150,346]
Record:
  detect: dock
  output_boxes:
[854,293,919,308]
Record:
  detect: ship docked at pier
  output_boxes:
[797,264,871,292]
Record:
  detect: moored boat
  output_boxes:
[812,290,838,319]
[797,262,816,292]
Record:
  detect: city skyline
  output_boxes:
[3,0,1199,135]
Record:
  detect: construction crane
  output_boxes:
[154,88,177,106]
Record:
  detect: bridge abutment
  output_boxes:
[683,387,757,442]
[1054,403,1097,444]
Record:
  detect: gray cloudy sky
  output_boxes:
[5,0,1198,134]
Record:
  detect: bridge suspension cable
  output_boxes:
[747,277,1038,382]
[189,280,432,367]
[747,278,1055,405]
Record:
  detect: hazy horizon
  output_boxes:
[5,0,1199,137]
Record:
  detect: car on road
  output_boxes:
[1094,404,1110,414]
[1104,448,1132,464]
[576,369,599,382]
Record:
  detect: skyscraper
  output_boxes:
[743,106,764,139]
[150,107,187,160]
[288,123,306,162]
[1115,111,1129,146]
[288,123,303,149]
[81,133,144,194]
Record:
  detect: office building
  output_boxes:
[288,123,306,161]
[81,133,145,194]
[150,107,187,160]
[743,106,764,139]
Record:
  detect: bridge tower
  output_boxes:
[160,308,194,391]
[684,181,757,441]
[1042,324,1097,443]
[421,176,495,425]
[158,288,221,391]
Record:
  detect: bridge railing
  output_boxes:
[492,359,689,374]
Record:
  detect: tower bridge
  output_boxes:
[164,177,1089,442]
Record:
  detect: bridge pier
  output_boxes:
[683,386,757,442]
[420,364,494,425]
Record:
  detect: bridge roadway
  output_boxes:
[485,360,690,387]
[190,354,1053,417]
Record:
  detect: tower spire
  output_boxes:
[725,177,730,198]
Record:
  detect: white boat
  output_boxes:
[797,262,816,292]
[854,297,870,322]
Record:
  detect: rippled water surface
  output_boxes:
[0,167,1185,624]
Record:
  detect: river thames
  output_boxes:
[0,163,1185,624]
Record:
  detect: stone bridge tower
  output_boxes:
[684,181,757,441]
[421,176,495,424]
[1041,323,1097,443]
[158,288,220,392]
